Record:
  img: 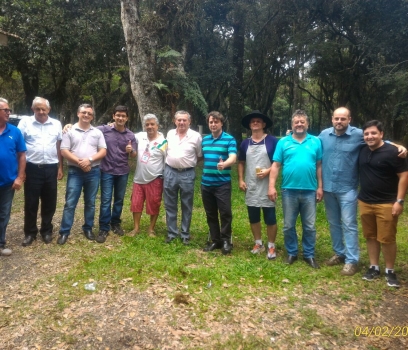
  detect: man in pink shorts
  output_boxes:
[131,114,167,235]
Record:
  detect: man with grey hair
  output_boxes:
[164,110,202,244]
[268,109,323,269]
[58,104,107,245]
[0,97,26,256]
[130,114,167,235]
[18,97,63,246]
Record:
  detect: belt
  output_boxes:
[166,164,194,172]
[27,162,58,168]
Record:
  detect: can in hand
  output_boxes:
[256,166,261,174]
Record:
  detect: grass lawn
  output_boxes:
[1,162,408,349]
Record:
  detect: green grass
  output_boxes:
[55,163,408,304]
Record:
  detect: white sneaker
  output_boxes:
[251,243,265,254]
[267,246,276,260]
[1,248,12,256]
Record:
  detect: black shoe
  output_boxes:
[304,257,320,269]
[203,241,222,252]
[165,236,176,244]
[285,255,298,265]
[42,234,53,244]
[22,235,36,247]
[83,230,95,241]
[57,234,69,245]
[111,224,124,236]
[221,241,233,255]
[95,230,109,243]
[181,237,190,245]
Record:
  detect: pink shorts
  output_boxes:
[131,177,163,215]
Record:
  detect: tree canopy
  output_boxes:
[1,0,407,141]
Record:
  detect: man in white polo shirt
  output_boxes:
[164,110,202,245]
[58,104,107,245]
[18,97,63,246]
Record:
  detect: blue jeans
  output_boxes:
[281,189,317,258]
[60,166,100,235]
[163,165,195,239]
[324,190,359,264]
[0,185,15,247]
[99,172,129,231]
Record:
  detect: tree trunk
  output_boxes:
[120,0,170,130]
[228,7,246,145]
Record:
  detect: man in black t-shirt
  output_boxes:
[358,120,408,288]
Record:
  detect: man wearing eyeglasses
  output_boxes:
[0,98,26,256]
[18,97,63,247]
[58,104,107,245]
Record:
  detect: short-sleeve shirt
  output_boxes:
[166,128,202,169]
[319,125,364,193]
[18,115,62,164]
[133,132,167,184]
[358,143,408,204]
[0,123,27,187]
[273,133,322,190]
[98,125,137,175]
[238,135,278,162]
[201,131,237,187]
[61,123,107,167]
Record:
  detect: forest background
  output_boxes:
[1,0,408,144]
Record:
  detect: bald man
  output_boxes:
[319,107,406,276]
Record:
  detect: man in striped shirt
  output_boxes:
[201,111,237,254]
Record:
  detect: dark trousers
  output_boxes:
[24,163,58,237]
[201,183,232,243]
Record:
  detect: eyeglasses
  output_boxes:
[80,111,94,116]
[0,108,12,113]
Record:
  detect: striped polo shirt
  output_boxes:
[201,131,237,187]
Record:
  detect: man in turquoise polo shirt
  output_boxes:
[201,111,237,254]
[268,109,323,269]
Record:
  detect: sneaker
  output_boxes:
[251,243,265,254]
[111,225,124,236]
[340,263,359,276]
[0,248,12,256]
[362,267,380,281]
[385,271,400,288]
[95,230,109,243]
[267,246,276,260]
[326,254,346,266]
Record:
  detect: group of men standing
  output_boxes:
[1,97,407,287]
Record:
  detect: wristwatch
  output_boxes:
[396,199,404,205]
[88,157,93,164]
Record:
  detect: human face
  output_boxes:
[77,107,94,124]
[363,126,383,150]
[174,113,190,134]
[32,101,50,123]
[113,111,128,128]
[249,117,266,132]
[0,102,11,125]
[292,116,308,136]
[208,116,223,136]
[144,119,159,138]
[332,108,351,135]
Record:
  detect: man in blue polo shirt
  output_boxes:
[0,98,26,256]
[201,111,237,254]
[268,109,323,269]
[319,107,406,276]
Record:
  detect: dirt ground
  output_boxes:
[1,209,408,349]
